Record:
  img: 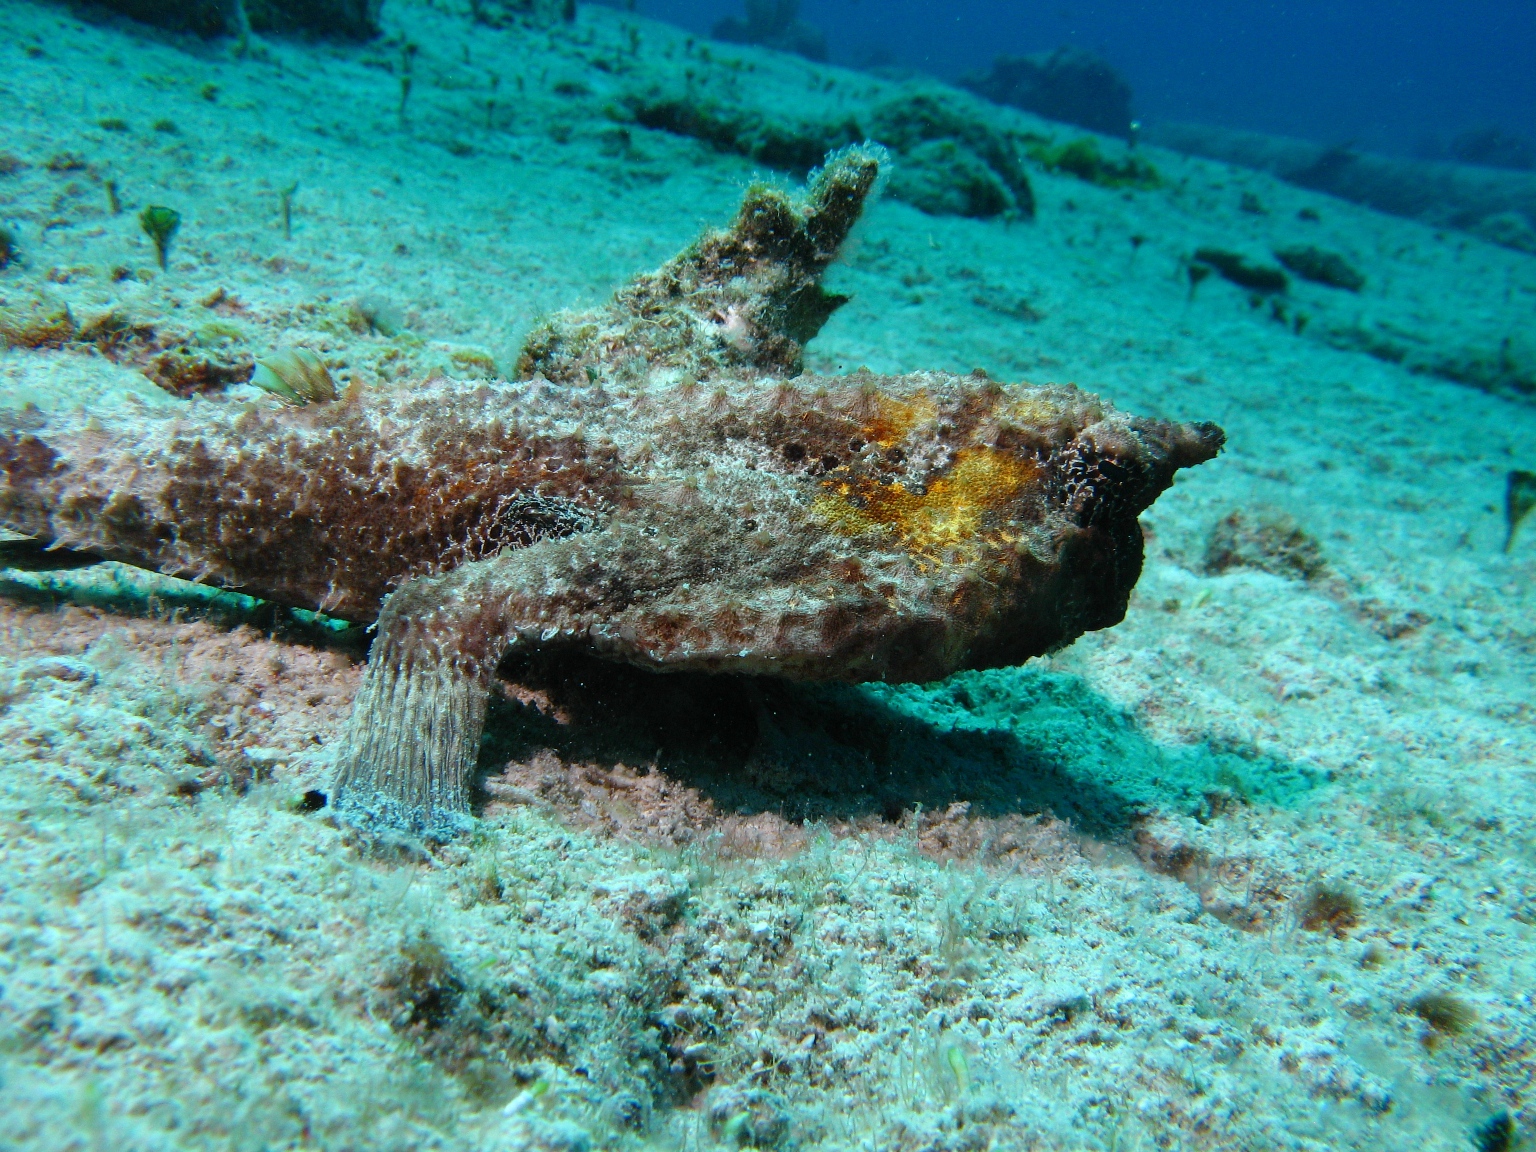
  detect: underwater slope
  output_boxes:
[2,1,1536,1149]
[1147,119,1536,256]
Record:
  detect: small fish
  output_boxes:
[1506,469,1536,552]
[0,147,1222,835]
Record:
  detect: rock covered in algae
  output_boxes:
[91,0,384,40]
[0,146,1223,835]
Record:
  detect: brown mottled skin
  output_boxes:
[0,148,1222,834]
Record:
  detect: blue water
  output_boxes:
[640,0,1536,159]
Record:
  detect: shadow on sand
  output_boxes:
[481,650,1322,838]
[0,561,1320,839]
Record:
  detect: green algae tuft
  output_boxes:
[138,204,181,270]
[1029,135,1160,189]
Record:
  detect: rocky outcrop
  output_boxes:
[78,0,384,40]
[961,46,1134,139]
[1148,120,1536,256]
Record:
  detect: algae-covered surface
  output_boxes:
[2,2,1536,1149]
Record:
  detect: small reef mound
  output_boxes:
[961,46,1135,139]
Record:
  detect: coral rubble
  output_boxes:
[1190,246,1289,294]
[1204,508,1326,581]
[1274,244,1365,292]
[0,148,1222,835]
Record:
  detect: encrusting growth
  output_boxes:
[0,146,1223,836]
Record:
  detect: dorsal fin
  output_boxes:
[516,143,887,385]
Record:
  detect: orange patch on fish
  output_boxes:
[814,446,1042,563]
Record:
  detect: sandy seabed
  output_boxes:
[2,1,1535,1148]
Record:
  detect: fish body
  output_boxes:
[0,148,1222,834]
[2,368,1219,675]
